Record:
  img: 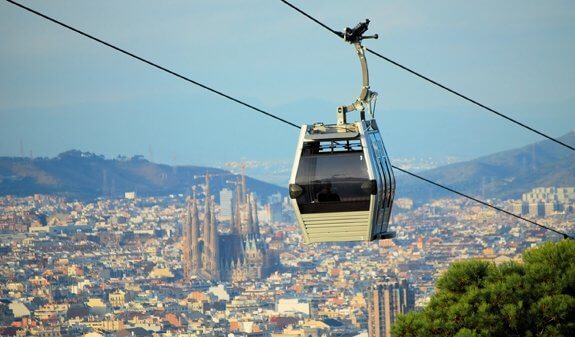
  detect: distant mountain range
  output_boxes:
[0,150,285,201]
[1,131,573,203]
[396,130,575,203]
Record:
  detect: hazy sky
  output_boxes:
[1,0,574,181]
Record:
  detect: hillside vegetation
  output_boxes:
[0,150,284,201]
[393,240,575,337]
[396,130,575,202]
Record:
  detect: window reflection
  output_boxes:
[295,143,371,214]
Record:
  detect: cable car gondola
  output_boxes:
[289,20,396,244]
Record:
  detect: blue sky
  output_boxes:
[1,0,574,183]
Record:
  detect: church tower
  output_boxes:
[182,175,277,283]
[202,175,212,277]
[230,196,237,234]
[246,192,254,235]
[190,188,201,275]
[182,197,192,280]
[241,162,247,204]
[251,194,261,237]
[234,182,243,234]
[209,197,220,280]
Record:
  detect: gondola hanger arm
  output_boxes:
[336,20,379,125]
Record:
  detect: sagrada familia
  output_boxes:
[181,176,279,282]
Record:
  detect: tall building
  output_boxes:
[367,279,415,337]
[513,187,575,217]
[268,192,283,223]
[219,188,233,221]
[182,190,201,280]
[182,176,278,282]
[182,197,192,280]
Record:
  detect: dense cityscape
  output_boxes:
[2,1,573,336]
[1,177,573,337]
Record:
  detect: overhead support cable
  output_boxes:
[6,0,573,239]
[278,0,342,37]
[4,0,299,129]
[363,48,575,152]
[278,0,575,153]
[392,166,574,240]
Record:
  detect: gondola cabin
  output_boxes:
[289,120,395,243]
[288,19,396,244]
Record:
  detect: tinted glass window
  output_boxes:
[295,142,371,214]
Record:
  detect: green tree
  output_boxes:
[392,240,575,337]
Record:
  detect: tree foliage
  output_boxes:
[392,240,575,337]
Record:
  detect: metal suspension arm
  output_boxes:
[336,20,378,125]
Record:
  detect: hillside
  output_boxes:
[0,150,285,201]
[2,130,573,203]
[396,130,575,203]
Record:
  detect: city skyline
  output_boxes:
[1,0,574,171]
[1,2,574,333]
[1,185,572,336]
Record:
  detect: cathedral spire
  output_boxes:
[241,162,247,205]
[251,194,261,237]
[183,196,192,280]
[202,175,212,274]
[246,191,254,234]
[190,187,201,275]
[234,182,243,234]
[230,196,237,233]
[209,196,219,280]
